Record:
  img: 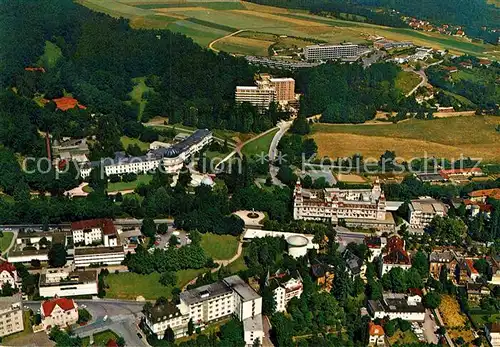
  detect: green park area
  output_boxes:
[200,233,239,260]
[82,330,119,347]
[241,129,277,157]
[105,269,207,300]
[108,174,153,192]
[0,232,14,254]
[120,136,150,151]
[395,70,422,95]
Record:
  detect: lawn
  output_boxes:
[387,330,419,345]
[38,41,62,68]
[241,129,278,157]
[469,311,500,329]
[226,248,248,273]
[213,35,273,56]
[0,232,14,254]
[107,174,153,192]
[82,330,119,347]
[120,136,150,151]
[311,116,500,161]
[129,77,153,120]
[200,233,239,260]
[105,269,207,300]
[395,70,422,95]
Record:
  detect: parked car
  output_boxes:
[137,332,143,339]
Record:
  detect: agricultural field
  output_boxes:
[78,0,499,59]
[200,233,239,260]
[335,173,367,183]
[310,116,500,161]
[395,70,422,95]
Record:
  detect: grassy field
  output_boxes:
[241,129,277,157]
[200,233,239,260]
[226,248,248,273]
[0,232,14,254]
[38,41,62,68]
[82,330,119,347]
[387,330,419,345]
[108,174,153,191]
[79,0,499,58]
[105,269,206,300]
[395,70,422,95]
[129,77,153,120]
[311,116,500,161]
[120,135,150,151]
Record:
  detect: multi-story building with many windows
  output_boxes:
[304,44,360,60]
[408,198,447,229]
[0,295,24,338]
[144,275,263,346]
[293,180,395,230]
[266,271,303,313]
[71,219,118,247]
[39,268,98,298]
[235,74,296,111]
[80,129,212,178]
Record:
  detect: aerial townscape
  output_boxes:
[0,0,499,347]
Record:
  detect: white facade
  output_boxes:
[80,129,212,178]
[73,227,102,246]
[408,198,447,229]
[381,262,412,276]
[74,246,125,267]
[0,264,18,289]
[304,44,359,60]
[39,268,98,298]
[272,277,303,312]
[41,298,79,330]
[243,314,264,346]
[235,86,276,110]
[294,181,389,224]
[144,302,189,339]
[368,294,425,322]
[0,296,24,337]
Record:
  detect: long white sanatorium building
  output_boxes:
[304,44,361,60]
[80,129,212,178]
[145,275,263,346]
[293,181,395,230]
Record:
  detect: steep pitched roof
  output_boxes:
[53,97,87,111]
[42,298,76,316]
[0,261,17,276]
[368,321,384,336]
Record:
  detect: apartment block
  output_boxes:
[0,295,24,337]
[408,198,447,229]
[235,74,295,111]
[304,44,359,60]
[368,293,425,322]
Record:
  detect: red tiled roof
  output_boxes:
[443,66,458,72]
[439,168,482,179]
[369,321,384,336]
[25,67,46,73]
[53,97,87,111]
[0,261,16,276]
[71,219,116,235]
[466,258,479,274]
[409,288,423,296]
[387,236,404,251]
[107,340,119,347]
[479,59,491,65]
[42,298,76,316]
[463,200,493,212]
[469,188,500,200]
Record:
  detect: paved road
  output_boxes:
[268,120,292,186]
[423,309,439,344]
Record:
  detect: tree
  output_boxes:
[290,114,310,135]
[163,326,175,342]
[261,286,276,316]
[0,282,15,296]
[157,224,169,235]
[177,165,192,187]
[116,336,125,347]
[411,251,429,278]
[252,338,261,347]
[48,243,67,268]
[188,230,201,246]
[423,291,442,309]
[141,218,156,238]
[159,271,177,286]
[187,318,194,336]
[77,309,92,324]
[169,235,179,247]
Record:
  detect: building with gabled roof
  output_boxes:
[381,236,411,275]
[368,321,385,346]
[265,270,303,312]
[71,218,118,247]
[429,249,457,280]
[53,97,87,111]
[41,297,78,330]
[0,261,18,289]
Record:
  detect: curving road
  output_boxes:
[208,29,248,53]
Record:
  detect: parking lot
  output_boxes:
[154,227,190,249]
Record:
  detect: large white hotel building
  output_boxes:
[293,180,396,230]
[304,44,360,61]
[80,129,212,178]
[235,74,295,111]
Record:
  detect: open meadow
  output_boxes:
[78,0,499,59]
[310,116,500,161]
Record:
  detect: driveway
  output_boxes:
[423,309,439,344]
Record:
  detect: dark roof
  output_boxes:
[368,294,425,314]
[416,173,446,182]
[74,246,124,256]
[147,301,183,322]
[71,219,116,235]
[365,236,381,249]
[343,250,363,275]
[180,281,232,306]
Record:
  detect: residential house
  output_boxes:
[465,258,480,282]
[41,297,79,330]
[343,249,366,278]
[266,270,303,312]
[0,261,18,289]
[365,236,387,262]
[381,236,411,275]
[485,322,500,347]
[468,188,500,203]
[144,301,189,339]
[466,283,490,303]
[368,321,385,347]
[489,256,500,285]
[311,260,335,292]
[429,249,458,280]
[0,295,24,337]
